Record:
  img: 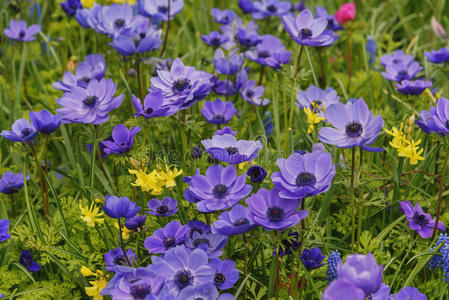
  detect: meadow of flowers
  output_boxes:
[1,0,449,299]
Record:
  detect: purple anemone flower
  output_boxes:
[247,166,267,183]
[148,197,178,217]
[338,252,383,295]
[318,98,384,152]
[151,245,214,295]
[201,133,262,165]
[212,204,257,236]
[240,79,270,106]
[282,9,334,47]
[103,195,140,219]
[246,35,291,69]
[111,21,162,56]
[101,266,164,299]
[215,126,237,136]
[416,107,440,135]
[144,220,188,254]
[179,283,219,300]
[399,201,445,239]
[29,110,62,134]
[390,287,427,300]
[252,0,292,19]
[53,54,107,92]
[315,6,343,31]
[246,188,308,231]
[201,31,230,47]
[187,220,211,238]
[271,150,335,199]
[211,8,236,25]
[424,47,449,64]
[0,172,29,195]
[185,231,228,259]
[19,250,41,272]
[104,248,137,271]
[209,258,239,290]
[0,219,11,242]
[96,4,142,37]
[132,91,178,119]
[102,124,141,155]
[186,165,252,213]
[75,3,101,29]
[236,28,261,49]
[201,98,237,125]
[1,119,37,143]
[150,58,212,110]
[273,232,301,256]
[139,0,185,22]
[381,61,423,82]
[239,0,256,14]
[323,278,365,300]
[125,215,147,231]
[213,49,244,76]
[431,97,449,135]
[380,50,415,68]
[220,18,259,50]
[61,0,83,17]
[56,78,123,125]
[300,247,326,270]
[296,85,340,118]
[212,77,238,96]
[4,20,40,42]
[395,80,432,95]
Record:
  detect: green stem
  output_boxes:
[433,144,449,239]
[357,148,363,251]
[243,234,248,300]
[347,31,353,78]
[159,0,171,58]
[350,147,356,250]
[274,231,281,300]
[117,218,132,266]
[89,125,98,190]
[294,45,305,78]
[31,144,50,224]
[136,55,144,102]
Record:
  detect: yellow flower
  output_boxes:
[107,0,136,4]
[115,222,132,240]
[304,107,325,134]
[158,165,183,188]
[85,279,108,300]
[80,266,96,277]
[385,122,424,165]
[80,202,104,227]
[129,168,163,194]
[80,0,95,8]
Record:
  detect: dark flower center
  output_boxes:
[172,78,191,94]
[258,50,271,58]
[83,96,98,107]
[113,255,126,266]
[233,218,249,226]
[397,70,408,80]
[412,212,429,226]
[163,236,176,248]
[80,77,91,83]
[21,128,33,137]
[345,121,363,138]
[19,31,26,38]
[145,107,154,115]
[214,272,226,283]
[211,37,221,44]
[114,18,125,28]
[225,146,239,155]
[298,28,313,40]
[212,115,225,123]
[175,270,193,289]
[296,172,316,187]
[130,284,151,298]
[446,120,449,130]
[249,168,261,178]
[193,238,210,248]
[267,206,285,221]
[156,205,169,214]
[267,4,277,12]
[246,90,255,98]
[158,5,168,14]
[139,32,146,39]
[213,184,229,198]
[392,59,401,64]
[190,228,203,238]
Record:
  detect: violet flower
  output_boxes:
[211,8,236,25]
[430,97,449,135]
[213,49,244,76]
[104,247,137,271]
[246,35,291,69]
[178,283,219,300]
[132,91,178,119]
[4,20,41,42]
[211,204,257,236]
[209,258,239,290]
[201,31,230,47]
[323,278,365,300]
[144,220,188,254]
[139,0,185,22]
[296,85,340,118]
[102,124,141,155]
[395,80,432,95]
[111,20,162,56]
[61,0,83,17]
[147,197,178,217]
[0,219,11,242]
[1,119,37,143]
[185,231,228,258]
[0,172,29,195]
[381,61,423,82]
[252,0,292,19]
[201,98,237,125]
[399,201,445,239]
[29,110,62,134]
[424,48,449,64]
[380,50,414,68]
[103,195,140,219]
[300,247,326,270]
[19,250,41,272]
[416,107,440,135]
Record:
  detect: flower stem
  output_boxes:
[347,30,353,78]
[31,144,50,224]
[117,218,132,266]
[294,45,305,78]
[350,146,356,250]
[274,231,281,300]
[257,65,265,85]
[357,148,363,251]
[243,234,248,300]
[433,145,449,239]
[159,0,171,58]
[136,55,144,103]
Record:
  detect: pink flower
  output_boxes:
[431,16,447,40]
[335,3,356,24]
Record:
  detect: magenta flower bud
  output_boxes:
[431,16,447,40]
[335,3,356,25]
[337,252,383,295]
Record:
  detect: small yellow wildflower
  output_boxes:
[80,266,96,277]
[385,122,424,165]
[80,202,104,227]
[107,0,136,4]
[304,107,325,134]
[115,222,132,239]
[129,168,163,194]
[158,165,183,188]
[81,267,108,300]
[80,0,95,8]
[66,56,78,72]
